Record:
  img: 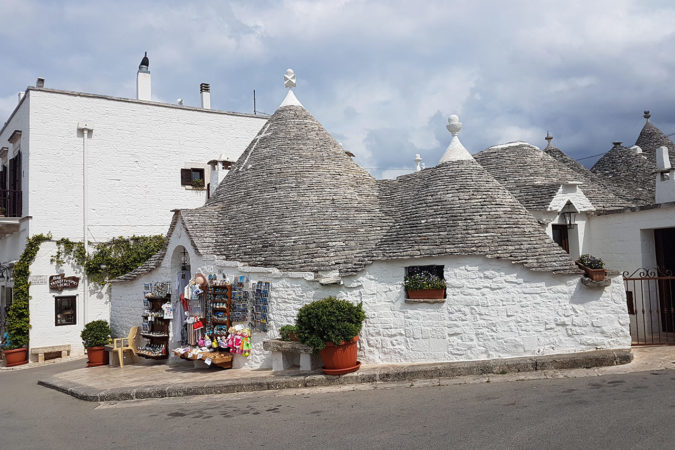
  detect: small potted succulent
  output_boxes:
[295,296,366,375]
[81,320,112,367]
[576,254,606,281]
[404,272,447,299]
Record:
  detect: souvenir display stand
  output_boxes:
[138,295,172,359]
[173,280,236,369]
[171,275,269,369]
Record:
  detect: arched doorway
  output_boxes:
[170,246,191,346]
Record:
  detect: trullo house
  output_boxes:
[111,71,631,369]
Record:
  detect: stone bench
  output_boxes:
[30,344,71,363]
[262,339,322,372]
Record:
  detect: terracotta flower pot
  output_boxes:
[319,336,361,375]
[4,348,28,367]
[577,263,606,281]
[406,288,445,299]
[86,346,109,367]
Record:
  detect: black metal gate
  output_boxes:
[623,268,675,345]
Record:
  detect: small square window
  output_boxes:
[55,296,76,326]
[404,265,446,300]
[180,168,205,187]
[405,265,444,279]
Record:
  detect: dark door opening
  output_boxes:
[654,228,675,333]
[552,225,569,253]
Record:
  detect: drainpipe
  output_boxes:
[77,122,93,325]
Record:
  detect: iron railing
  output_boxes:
[0,189,22,217]
[623,268,675,345]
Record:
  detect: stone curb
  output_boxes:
[38,348,633,402]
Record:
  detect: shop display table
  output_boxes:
[173,348,233,369]
[262,339,321,372]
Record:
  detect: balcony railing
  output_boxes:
[0,189,22,217]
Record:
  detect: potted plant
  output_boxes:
[279,324,298,341]
[81,320,112,367]
[404,272,447,299]
[191,178,205,189]
[295,296,366,375]
[576,254,606,281]
[4,291,30,367]
[1,331,28,367]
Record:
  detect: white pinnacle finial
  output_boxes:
[438,114,473,164]
[280,68,303,108]
[446,114,462,136]
[284,69,296,89]
[414,154,422,172]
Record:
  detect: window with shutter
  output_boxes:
[181,168,192,186]
[181,167,206,188]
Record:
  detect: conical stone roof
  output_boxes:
[198,104,386,275]
[120,99,582,280]
[475,143,633,211]
[375,159,578,273]
[591,116,675,206]
[635,121,675,154]
[544,145,588,175]
[591,143,655,205]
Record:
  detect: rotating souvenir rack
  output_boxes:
[138,295,171,359]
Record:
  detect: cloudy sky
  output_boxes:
[2,0,675,178]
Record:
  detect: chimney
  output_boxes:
[136,52,151,101]
[36,77,45,88]
[200,83,211,109]
[655,146,675,203]
[612,141,622,149]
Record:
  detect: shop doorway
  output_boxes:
[654,228,675,333]
[171,246,191,346]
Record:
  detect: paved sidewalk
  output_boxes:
[36,347,674,402]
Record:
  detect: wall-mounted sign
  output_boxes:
[49,274,80,291]
[28,275,48,285]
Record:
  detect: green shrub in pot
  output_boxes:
[81,320,112,348]
[295,296,365,352]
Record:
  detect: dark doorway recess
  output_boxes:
[552,225,569,253]
[654,228,675,333]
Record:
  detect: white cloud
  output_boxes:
[3,0,675,170]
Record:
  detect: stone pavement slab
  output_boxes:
[35,347,675,403]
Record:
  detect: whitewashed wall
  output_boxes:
[27,89,266,240]
[587,205,675,340]
[531,210,591,261]
[0,88,265,355]
[587,205,675,272]
[28,241,110,357]
[111,221,631,369]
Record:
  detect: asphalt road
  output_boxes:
[1,360,673,449]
